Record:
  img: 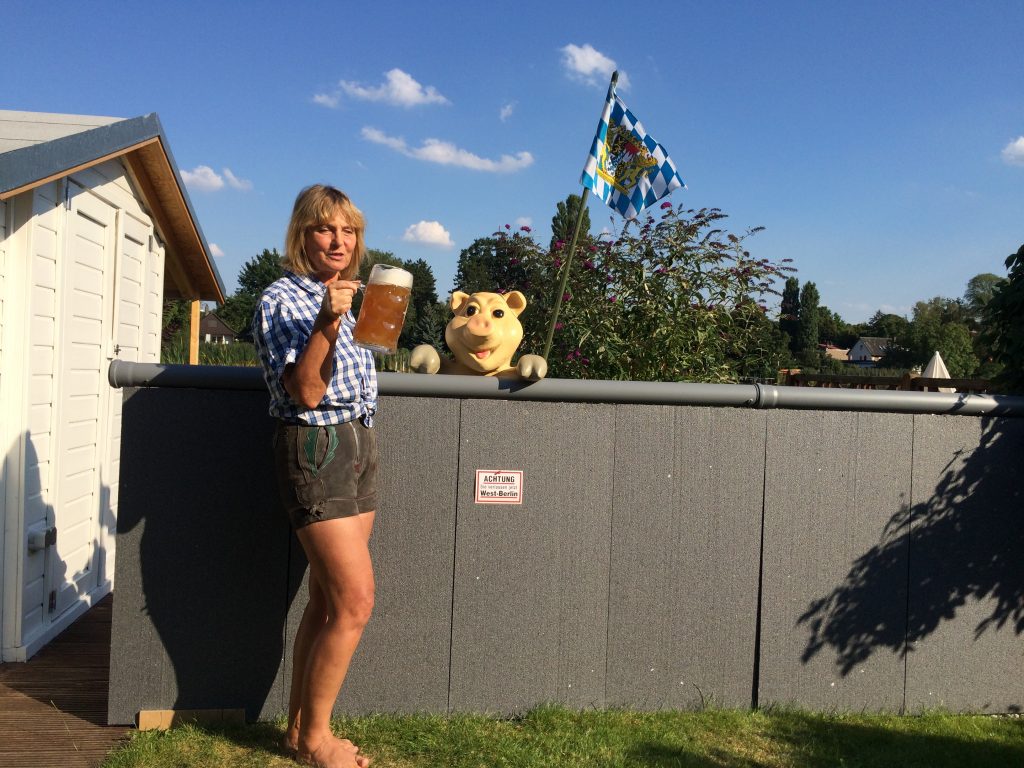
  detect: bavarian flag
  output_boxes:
[581,88,685,220]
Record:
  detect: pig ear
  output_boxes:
[503,291,528,316]
[450,291,470,313]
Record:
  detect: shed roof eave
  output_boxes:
[0,112,225,303]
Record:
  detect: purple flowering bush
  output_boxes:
[459,208,794,381]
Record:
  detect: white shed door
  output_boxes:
[50,185,116,618]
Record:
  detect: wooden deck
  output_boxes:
[0,595,131,767]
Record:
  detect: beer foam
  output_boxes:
[369,264,413,289]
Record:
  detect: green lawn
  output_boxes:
[101,706,1024,768]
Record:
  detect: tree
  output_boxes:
[736,310,792,381]
[238,248,284,296]
[357,249,404,279]
[796,282,820,366]
[215,294,252,339]
[817,306,857,348]
[399,258,442,349]
[454,237,501,294]
[909,297,977,375]
[934,323,978,378]
[409,302,445,350]
[162,299,191,343]
[453,231,535,296]
[779,276,800,355]
[964,273,1006,378]
[962,270,1003,335]
[217,249,284,337]
[982,244,1024,393]
[864,311,911,344]
[963,272,1004,327]
[550,194,590,250]
[878,297,978,375]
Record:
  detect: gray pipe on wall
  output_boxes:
[107,360,1024,417]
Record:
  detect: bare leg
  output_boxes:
[293,512,376,768]
[283,572,326,751]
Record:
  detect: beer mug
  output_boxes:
[352,264,413,354]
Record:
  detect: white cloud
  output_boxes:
[361,127,533,173]
[560,43,630,89]
[1001,136,1024,166]
[223,168,252,191]
[209,243,225,257]
[500,102,515,122]
[340,68,449,107]
[361,127,407,152]
[402,220,454,248]
[180,165,224,191]
[180,165,252,192]
[312,92,340,108]
[514,216,532,229]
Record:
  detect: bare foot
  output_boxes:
[282,719,301,755]
[296,735,370,768]
[282,735,298,755]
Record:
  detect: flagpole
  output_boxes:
[542,70,619,363]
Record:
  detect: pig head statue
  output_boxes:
[410,290,547,380]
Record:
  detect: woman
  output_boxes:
[254,184,377,768]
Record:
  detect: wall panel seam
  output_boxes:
[602,404,622,707]
[751,413,769,709]
[901,415,917,714]
[446,399,463,713]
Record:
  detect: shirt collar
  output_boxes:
[285,270,326,299]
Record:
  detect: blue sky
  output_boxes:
[6,0,1023,323]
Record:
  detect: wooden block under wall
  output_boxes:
[137,708,247,731]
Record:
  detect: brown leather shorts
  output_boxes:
[273,421,379,529]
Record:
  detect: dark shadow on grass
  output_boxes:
[765,714,1024,768]
[627,742,765,767]
[202,720,288,753]
[629,715,1024,768]
[797,417,1024,677]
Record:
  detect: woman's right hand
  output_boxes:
[320,280,362,321]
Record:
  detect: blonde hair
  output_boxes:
[283,184,366,279]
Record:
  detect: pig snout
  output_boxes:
[465,313,495,338]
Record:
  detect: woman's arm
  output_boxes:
[283,314,339,409]
[283,279,360,409]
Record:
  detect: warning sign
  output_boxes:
[475,469,524,504]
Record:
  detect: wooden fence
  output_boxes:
[785,372,992,393]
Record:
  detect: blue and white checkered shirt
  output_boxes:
[254,270,377,426]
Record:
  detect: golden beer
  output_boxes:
[353,264,413,354]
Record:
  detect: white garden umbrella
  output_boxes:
[922,351,955,393]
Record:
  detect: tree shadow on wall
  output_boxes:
[798,417,1024,676]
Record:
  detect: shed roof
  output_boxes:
[0,110,224,303]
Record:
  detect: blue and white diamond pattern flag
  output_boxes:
[581,92,685,220]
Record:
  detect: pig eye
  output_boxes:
[493,309,505,318]
[465,305,477,316]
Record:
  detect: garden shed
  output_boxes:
[0,110,224,660]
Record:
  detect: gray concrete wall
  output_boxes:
[108,387,1024,724]
[758,411,914,711]
[606,405,764,710]
[904,416,1024,713]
